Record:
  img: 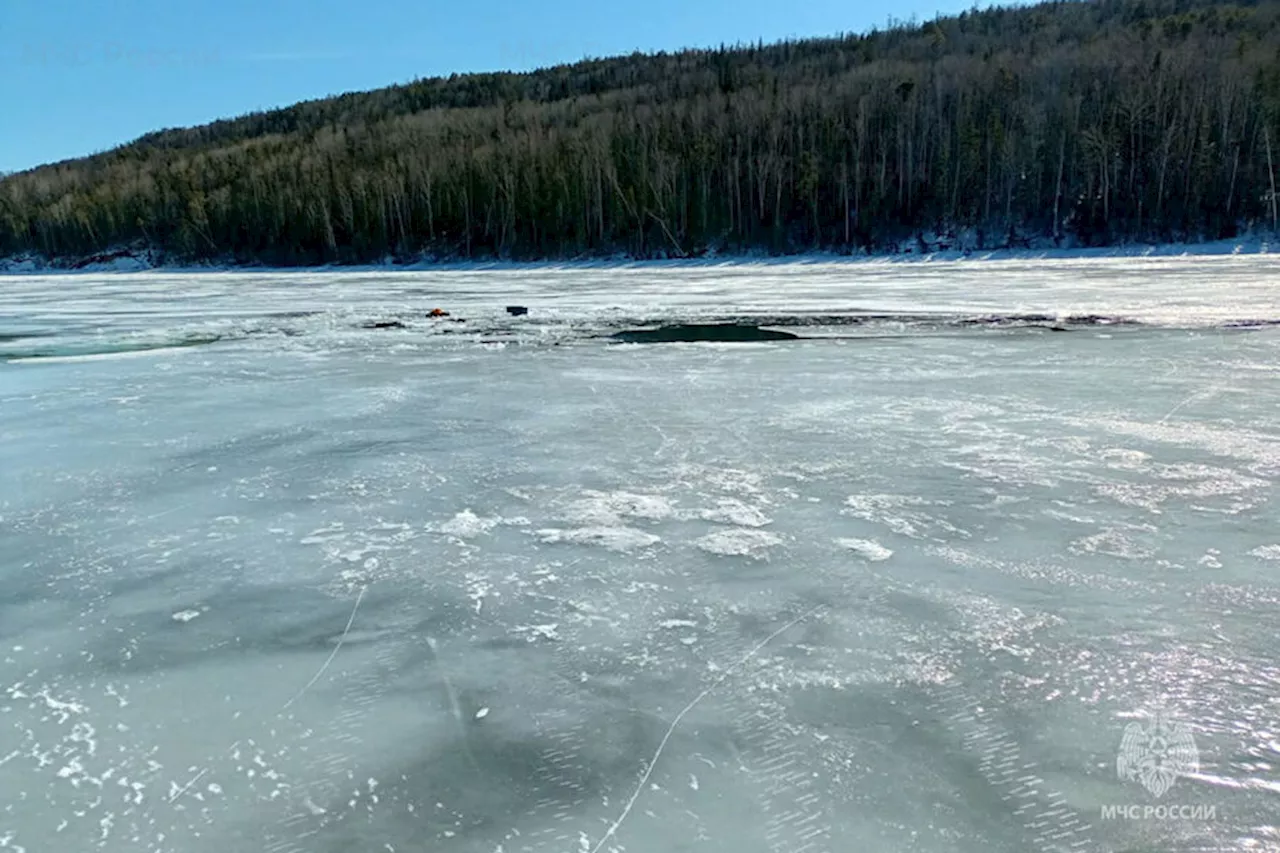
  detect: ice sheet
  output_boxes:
[1,256,1278,852]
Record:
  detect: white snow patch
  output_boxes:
[1198,552,1223,568]
[437,509,499,538]
[1099,448,1151,469]
[695,528,783,559]
[674,464,765,497]
[1249,545,1280,561]
[842,493,968,540]
[171,610,202,623]
[1070,529,1155,560]
[510,624,560,642]
[536,526,660,551]
[697,499,771,527]
[835,538,894,561]
[35,689,87,722]
[562,490,677,526]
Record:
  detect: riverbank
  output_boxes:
[2,236,1276,275]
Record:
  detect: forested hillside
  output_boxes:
[4,0,1280,265]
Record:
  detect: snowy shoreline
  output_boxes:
[1,236,1277,276]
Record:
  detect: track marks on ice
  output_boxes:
[732,701,833,853]
[931,681,1096,852]
[518,709,597,851]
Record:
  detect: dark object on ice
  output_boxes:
[428,308,450,317]
[1223,318,1280,329]
[952,313,1138,329]
[1061,314,1135,325]
[506,305,529,316]
[956,313,1056,326]
[610,323,799,343]
[361,319,407,330]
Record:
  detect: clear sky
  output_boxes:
[2,0,985,174]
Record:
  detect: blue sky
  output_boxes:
[2,0,985,174]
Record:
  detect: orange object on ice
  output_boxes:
[428,308,449,317]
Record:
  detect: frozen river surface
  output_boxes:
[2,256,1280,853]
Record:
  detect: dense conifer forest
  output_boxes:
[4,0,1280,265]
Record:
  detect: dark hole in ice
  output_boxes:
[609,323,800,343]
[506,305,529,316]
[361,320,408,330]
[0,330,54,343]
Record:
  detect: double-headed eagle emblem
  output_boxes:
[1117,710,1199,798]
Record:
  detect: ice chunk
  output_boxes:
[835,538,894,561]
[438,509,499,538]
[695,528,782,558]
[535,526,660,551]
[698,499,771,527]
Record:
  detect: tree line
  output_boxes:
[3,0,1280,265]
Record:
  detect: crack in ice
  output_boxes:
[588,604,824,853]
[282,585,367,711]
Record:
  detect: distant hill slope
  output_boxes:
[4,0,1280,266]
